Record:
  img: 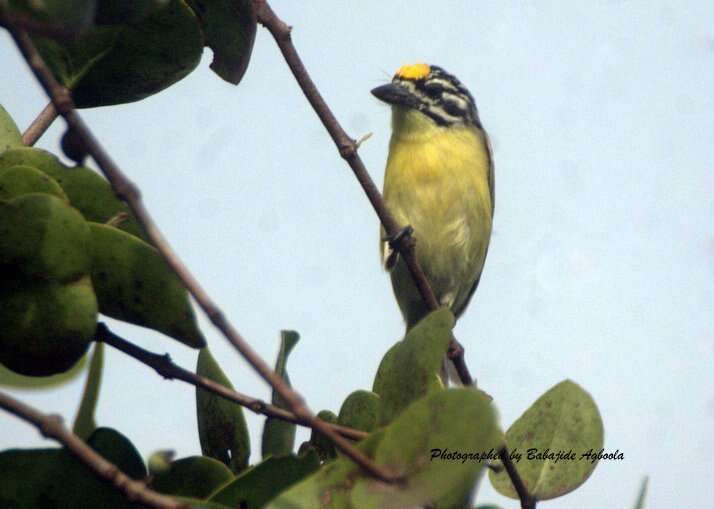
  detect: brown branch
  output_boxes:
[7,26,397,484]
[96,323,368,441]
[251,0,473,387]
[499,447,536,509]
[0,390,190,509]
[22,102,57,145]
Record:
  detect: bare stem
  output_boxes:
[0,390,190,509]
[22,102,57,146]
[7,26,396,484]
[499,447,537,509]
[251,0,473,386]
[96,323,368,441]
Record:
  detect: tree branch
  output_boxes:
[22,102,57,146]
[0,390,190,509]
[96,323,368,441]
[7,26,397,484]
[499,447,536,509]
[251,0,474,387]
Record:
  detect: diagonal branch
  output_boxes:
[0,390,190,509]
[499,447,536,509]
[7,27,396,483]
[251,0,473,387]
[22,101,57,146]
[96,323,368,441]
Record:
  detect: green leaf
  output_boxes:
[271,389,501,508]
[89,223,205,348]
[265,431,385,509]
[95,0,167,25]
[261,330,299,458]
[351,389,501,509]
[7,0,95,32]
[185,0,256,84]
[372,308,453,425]
[309,410,337,462]
[0,192,92,283]
[0,147,146,240]
[0,165,69,201]
[0,105,23,153]
[196,347,250,473]
[210,449,320,508]
[489,380,604,500]
[337,389,380,434]
[149,456,234,499]
[35,0,203,107]
[633,476,649,509]
[73,341,104,439]
[172,497,233,509]
[0,352,87,389]
[0,427,146,508]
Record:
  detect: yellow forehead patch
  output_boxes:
[395,63,430,80]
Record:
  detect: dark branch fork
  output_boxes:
[97,324,367,441]
[7,26,396,483]
[3,1,532,505]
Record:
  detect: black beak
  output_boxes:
[371,83,418,107]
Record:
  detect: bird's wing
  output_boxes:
[455,128,495,318]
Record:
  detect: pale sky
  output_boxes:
[1,2,713,508]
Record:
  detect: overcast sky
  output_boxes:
[1,2,713,508]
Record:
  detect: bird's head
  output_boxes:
[371,63,480,128]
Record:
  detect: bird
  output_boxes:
[372,63,494,384]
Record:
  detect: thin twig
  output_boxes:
[499,447,536,509]
[96,323,368,441]
[22,102,57,145]
[251,0,474,387]
[7,27,397,484]
[0,390,190,509]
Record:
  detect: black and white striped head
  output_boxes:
[371,63,481,127]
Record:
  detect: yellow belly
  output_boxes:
[382,120,493,327]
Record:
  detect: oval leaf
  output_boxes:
[337,389,380,434]
[261,330,299,458]
[372,308,454,425]
[0,352,87,389]
[489,379,605,500]
[0,147,146,239]
[36,0,203,107]
[186,0,256,84]
[309,409,337,462]
[149,456,234,499]
[73,341,104,439]
[196,347,250,473]
[0,164,69,202]
[0,427,145,508]
[89,222,205,347]
[0,104,23,153]
[210,450,320,508]
[6,0,95,32]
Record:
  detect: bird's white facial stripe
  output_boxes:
[443,92,469,112]
[425,78,459,92]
